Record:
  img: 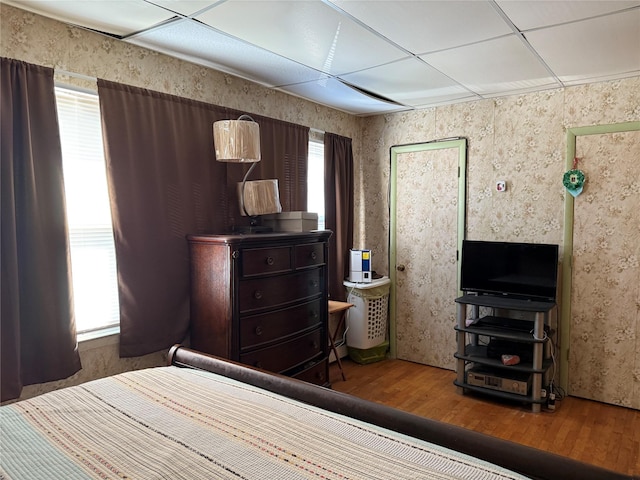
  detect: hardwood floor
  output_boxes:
[329,357,640,477]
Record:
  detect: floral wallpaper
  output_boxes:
[2,3,640,409]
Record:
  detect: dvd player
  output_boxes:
[466,366,531,396]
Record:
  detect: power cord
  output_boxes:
[338,285,358,349]
[542,333,565,411]
[334,325,349,349]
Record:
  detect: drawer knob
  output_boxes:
[255,326,263,336]
[310,251,317,260]
[254,290,263,300]
[266,256,274,266]
[312,341,319,350]
[255,361,263,369]
[310,310,318,319]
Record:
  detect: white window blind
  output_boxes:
[307,139,325,230]
[55,86,120,334]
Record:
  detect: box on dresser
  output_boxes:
[187,231,332,386]
[261,211,318,232]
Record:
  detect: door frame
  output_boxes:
[388,138,468,358]
[560,121,640,390]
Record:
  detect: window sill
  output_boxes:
[78,326,120,352]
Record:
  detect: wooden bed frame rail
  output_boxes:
[169,345,634,480]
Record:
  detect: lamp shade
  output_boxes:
[238,179,282,216]
[213,119,261,162]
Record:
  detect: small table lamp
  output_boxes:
[213,115,282,232]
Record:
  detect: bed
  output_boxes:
[1,345,634,480]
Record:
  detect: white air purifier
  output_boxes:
[349,249,372,283]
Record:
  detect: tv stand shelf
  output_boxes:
[455,345,553,374]
[454,294,556,413]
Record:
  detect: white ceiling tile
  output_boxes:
[330,0,512,53]
[340,58,475,106]
[422,35,560,95]
[526,9,640,83]
[279,77,409,116]
[194,0,408,75]
[4,0,175,36]
[146,1,218,17]
[496,0,640,30]
[127,19,323,87]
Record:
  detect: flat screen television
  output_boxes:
[460,240,559,301]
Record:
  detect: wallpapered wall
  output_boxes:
[2,4,639,407]
[357,84,639,269]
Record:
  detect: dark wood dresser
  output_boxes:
[187,231,332,386]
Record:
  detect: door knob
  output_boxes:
[397,264,406,271]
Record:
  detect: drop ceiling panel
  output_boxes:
[496,0,640,30]
[330,0,512,53]
[525,9,640,83]
[194,0,408,75]
[4,0,175,36]
[128,19,323,87]
[279,77,409,115]
[2,0,638,116]
[423,35,560,95]
[340,57,476,106]
[147,1,219,17]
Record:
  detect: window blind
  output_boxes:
[55,86,120,334]
[308,139,325,229]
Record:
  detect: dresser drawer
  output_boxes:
[239,268,322,314]
[240,299,322,351]
[242,246,292,277]
[291,359,328,385]
[240,328,323,373]
[294,242,325,269]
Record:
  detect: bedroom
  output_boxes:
[1,1,639,478]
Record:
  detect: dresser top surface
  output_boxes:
[187,230,332,246]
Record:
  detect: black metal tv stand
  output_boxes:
[454,294,556,413]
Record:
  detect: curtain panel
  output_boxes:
[1,58,82,401]
[324,133,354,301]
[248,118,309,212]
[97,80,309,357]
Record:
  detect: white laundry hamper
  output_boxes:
[343,277,391,364]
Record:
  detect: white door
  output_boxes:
[390,140,466,370]
[567,128,640,409]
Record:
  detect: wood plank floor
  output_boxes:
[329,357,640,477]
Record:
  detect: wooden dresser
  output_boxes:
[187,231,332,386]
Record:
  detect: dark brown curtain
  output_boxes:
[1,58,82,401]
[324,133,354,301]
[97,80,309,357]
[251,117,309,212]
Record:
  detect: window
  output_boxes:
[307,139,325,229]
[55,86,119,335]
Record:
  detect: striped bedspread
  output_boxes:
[1,366,530,480]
